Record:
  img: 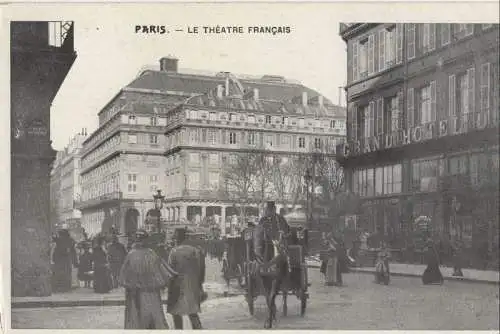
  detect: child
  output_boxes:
[375,241,391,285]
[77,242,93,288]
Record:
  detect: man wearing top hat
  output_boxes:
[119,229,176,329]
[253,201,291,265]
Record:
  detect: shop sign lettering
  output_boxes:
[342,113,492,157]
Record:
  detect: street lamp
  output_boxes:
[304,168,313,229]
[153,189,165,233]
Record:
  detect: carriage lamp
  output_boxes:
[153,189,165,232]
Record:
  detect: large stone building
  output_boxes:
[11,21,76,296]
[338,23,499,266]
[50,131,88,229]
[76,57,346,239]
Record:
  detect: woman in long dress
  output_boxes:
[52,229,77,292]
[422,239,444,285]
[323,233,341,286]
[93,238,112,293]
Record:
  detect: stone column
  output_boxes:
[201,206,207,219]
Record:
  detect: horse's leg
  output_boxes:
[263,277,273,329]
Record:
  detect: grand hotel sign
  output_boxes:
[340,113,496,157]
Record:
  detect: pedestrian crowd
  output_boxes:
[50,225,207,329]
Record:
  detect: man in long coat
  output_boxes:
[167,228,206,329]
[107,235,127,289]
[119,230,177,329]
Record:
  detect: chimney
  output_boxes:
[318,95,324,107]
[217,85,224,99]
[253,88,259,100]
[302,92,308,106]
[159,56,178,72]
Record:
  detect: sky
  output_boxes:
[30,4,348,150]
[3,2,497,150]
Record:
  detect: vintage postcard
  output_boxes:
[2,2,499,331]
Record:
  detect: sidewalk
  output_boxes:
[11,281,229,309]
[306,260,499,285]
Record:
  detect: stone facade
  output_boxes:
[11,21,76,297]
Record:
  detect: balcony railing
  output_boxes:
[11,21,74,52]
[74,191,122,209]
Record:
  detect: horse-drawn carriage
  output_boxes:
[242,224,309,326]
[221,234,246,288]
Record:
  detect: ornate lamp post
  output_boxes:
[153,189,165,233]
[304,168,313,229]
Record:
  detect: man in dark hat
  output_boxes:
[107,234,127,289]
[253,201,291,265]
[167,227,207,329]
[119,229,177,329]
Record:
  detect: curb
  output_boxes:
[306,264,500,286]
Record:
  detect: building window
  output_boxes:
[407,23,416,60]
[385,96,400,133]
[412,158,439,192]
[229,132,237,145]
[128,115,137,124]
[190,153,200,164]
[282,116,288,125]
[298,137,306,148]
[150,134,158,144]
[353,168,375,197]
[128,134,137,144]
[469,153,489,186]
[314,138,321,149]
[188,171,200,190]
[362,104,374,138]
[248,115,256,123]
[150,117,158,126]
[383,164,402,194]
[330,120,337,128]
[127,174,137,193]
[421,23,436,52]
[265,115,272,124]
[209,112,217,121]
[384,25,396,67]
[457,72,470,121]
[229,113,235,121]
[208,130,217,145]
[149,175,158,192]
[247,132,256,146]
[358,38,369,77]
[449,155,468,175]
[190,130,200,144]
[281,135,291,148]
[455,24,474,39]
[418,84,432,124]
[441,23,451,46]
[482,24,493,30]
[375,167,384,195]
[209,172,219,189]
[265,134,273,148]
[209,153,218,165]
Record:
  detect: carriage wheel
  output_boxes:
[246,269,255,315]
[222,259,230,285]
[300,264,308,317]
[300,292,307,316]
[237,264,246,288]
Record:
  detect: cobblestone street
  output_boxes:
[11,260,500,330]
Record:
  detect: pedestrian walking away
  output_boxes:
[422,239,444,285]
[167,228,207,330]
[77,242,93,288]
[107,235,127,289]
[92,238,113,294]
[119,230,176,329]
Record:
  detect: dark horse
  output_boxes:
[255,225,290,329]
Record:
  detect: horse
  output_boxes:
[256,226,291,329]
